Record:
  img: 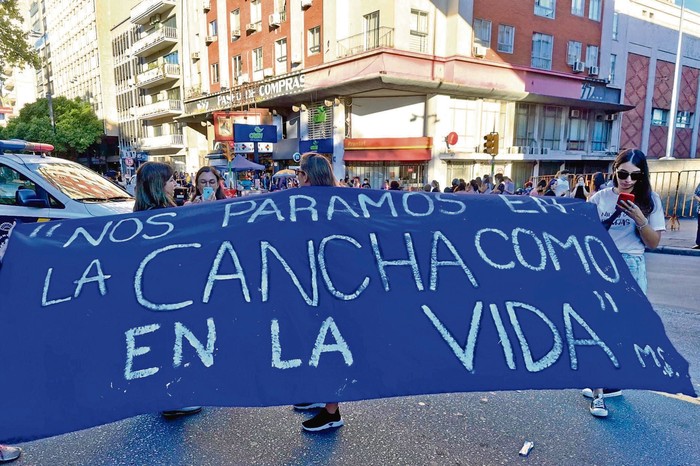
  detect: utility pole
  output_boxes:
[663,0,686,159]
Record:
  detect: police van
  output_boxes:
[0,139,134,248]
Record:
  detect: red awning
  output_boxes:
[343,148,432,162]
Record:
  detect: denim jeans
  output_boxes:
[621,253,647,295]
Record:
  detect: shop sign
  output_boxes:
[344,137,432,150]
[184,73,306,116]
[234,124,277,143]
[299,138,333,153]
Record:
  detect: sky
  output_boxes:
[679,0,700,13]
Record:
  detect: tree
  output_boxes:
[0,0,41,69]
[3,96,104,160]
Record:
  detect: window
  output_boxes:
[589,0,601,21]
[250,0,262,24]
[609,54,616,82]
[612,12,619,40]
[531,33,553,70]
[275,38,287,62]
[571,0,584,16]
[253,47,263,71]
[208,20,217,36]
[567,108,589,151]
[230,9,240,35]
[586,45,599,68]
[497,25,514,53]
[0,165,39,206]
[232,55,242,78]
[163,51,178,65]
[567,41,582,65]
[540,106,563,149]
[410,9,429,53]
[535,0,555,18]
[308,26,320,54]
[275,0,287,21]
[473,18,491,48]
[676,111,694,128]
[651,108,669,126]
[364,11,380,50]
[514,103,537,147]
[592,118,611,151]
[210,63,219,83]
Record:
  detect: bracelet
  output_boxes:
[636,219,649,230]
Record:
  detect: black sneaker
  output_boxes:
[161,406,202,418]
[692,245,700,249]
[590,395,608,417]
[581,388,622,399]
[302,408,344,432]
[293,402,326,410]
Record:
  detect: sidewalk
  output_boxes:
[651,217,700,256]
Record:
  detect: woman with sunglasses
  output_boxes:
[584,149,665,418]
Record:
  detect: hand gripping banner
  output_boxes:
[0,188,693,442]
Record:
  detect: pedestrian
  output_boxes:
[453,180,467,193]
[585,149,665,418]
[133,162,202,418]
[444,178,458,193]
[570,175,589,200]
[382,179,390,190]
[480,174,493,194]
[694,182,700,249]
[389,180,401,190]
[423,183,432,192]
[467,179,480,194]
[361,178,371,189]
[292,153,344,432]
[491,173,505,194]
[503,176,515,195]
[588,172,606,199]
[430,180,440,192]
[530,179,547,196]
[0,223,24,463]
[543,179,557,196]
[553,170,571,197]
[187,166,227,204]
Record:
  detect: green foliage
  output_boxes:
[0,0,41,69]
[3,96,104,160]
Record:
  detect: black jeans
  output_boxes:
[696,211,700,246]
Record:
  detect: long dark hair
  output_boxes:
[191,166,226,201]
[134,162,175,211]
[613,149,654,216]
[300,152,337,187]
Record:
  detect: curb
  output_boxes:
[647,246,700,257]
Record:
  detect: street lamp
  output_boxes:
[28,29,56,136]
[662,0,686,160]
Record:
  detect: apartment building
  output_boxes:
[611,0,700,159]
[179,0,631,188]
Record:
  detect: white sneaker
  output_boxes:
[0,445,21,463]
[581,388,622,399]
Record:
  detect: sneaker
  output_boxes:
[590,395,609,418]
[581,388,622,399]
[302,408,344,432]
[0,445,21,463]
[293,402,326,410]
[692,245,700,249]
[161,406,202,418]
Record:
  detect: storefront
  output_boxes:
[343,137,432,190]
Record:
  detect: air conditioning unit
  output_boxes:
[473,45,487,58]
[605,114,618,121]
[149,14,161,25]
[205,35,217,44]
[202,0,211,12]
[191,52,200,60]
[231,29,241,39]
[263,68,274,78]
[237,73,249,85]
[570,109,581,118]
[301,0,312,8]
[269,13,281,27]
[291,52,302,64]
[246,22,258,32]
[572,61,584,73]
[588,65,599,76]
[127,78,135,86]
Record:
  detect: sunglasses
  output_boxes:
[616,170,643,181]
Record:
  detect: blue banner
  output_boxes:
[0,189,693,442]
[299,138,334,154]
[233,124,278,143]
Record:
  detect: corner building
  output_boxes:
[182,0,629,188]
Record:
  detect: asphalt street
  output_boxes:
[8,250,698,466]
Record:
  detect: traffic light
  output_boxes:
[483,132,499,155]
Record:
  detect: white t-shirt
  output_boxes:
[553,177,569,197]
[588,187,666,255]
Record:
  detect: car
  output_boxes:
[0,139,134,248]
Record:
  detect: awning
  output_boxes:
[344,148,431,162]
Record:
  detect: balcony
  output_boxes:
[136,63,180,89]
[130,0,176,25]
[337,27,394,58]
[138,99,182,119]
[140,134,184,150]
[132,26,177,57]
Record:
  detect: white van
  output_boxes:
[0,140,134,247]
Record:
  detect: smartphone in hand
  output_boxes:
[202,186,215,201]
[617,192,635,208]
